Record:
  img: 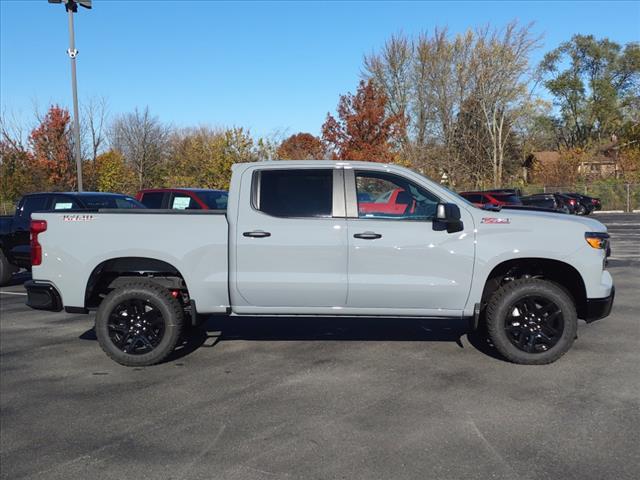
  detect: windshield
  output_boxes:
[492,193,522,204]
[196,191,228,209]
[445,188,477,208]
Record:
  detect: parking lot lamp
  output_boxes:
[47,0,92,192]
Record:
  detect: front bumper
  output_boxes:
[25,280,63,312]
[584,286,615,323]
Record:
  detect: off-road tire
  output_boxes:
[95,281,184,367]
[486,278,578,365]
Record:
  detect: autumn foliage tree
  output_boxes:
[322,79,404,162]
[28,105,75,191]
[0,140,32,203]
[164,127,257,190]
[276,133,324,159]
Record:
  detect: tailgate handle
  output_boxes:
[354,232,382,240]
[243,230,271,238]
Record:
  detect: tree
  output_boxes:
[364,23,539,186]
[82,96,109,162]
[165,127,257,190]
[92,150,135,193]
[540,35,640,148]
[0,112,31,202]
[322,79,404,161]
[29,105,75,191]
[276,133,324,159]
[472,22,541,186]
[110,107,170,190]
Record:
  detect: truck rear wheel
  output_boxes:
[95,281,184,366]
[485,278,577,364]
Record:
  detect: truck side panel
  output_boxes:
[31,212,230,313]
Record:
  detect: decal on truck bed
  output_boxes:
[63,214,96,222]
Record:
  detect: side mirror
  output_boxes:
[434,202,464,233]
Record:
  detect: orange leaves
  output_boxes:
[276,133,324,160]
[321,80,404,162]
[28,105,75,190]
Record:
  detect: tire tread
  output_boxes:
[486,278,577,365]
[96,280,184,367]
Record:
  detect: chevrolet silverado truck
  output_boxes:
[25,161,615,366]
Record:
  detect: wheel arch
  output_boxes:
[480,257,588,320]
[85,256,189,309]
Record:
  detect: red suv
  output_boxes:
[459,191,523,207]
[136,188,228,210]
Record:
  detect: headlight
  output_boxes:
[585,232,609,250]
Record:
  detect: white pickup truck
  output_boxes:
[25,161,614,366]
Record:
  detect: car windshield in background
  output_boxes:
[492,194,521,204]
[82,196,143,209]
[197,191,228,209]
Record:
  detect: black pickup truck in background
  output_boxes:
[0,192,144,286]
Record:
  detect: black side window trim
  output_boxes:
[250,168,340,219]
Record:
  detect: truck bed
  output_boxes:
[31,210,230,313]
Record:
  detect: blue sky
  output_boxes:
[1,0,639,139]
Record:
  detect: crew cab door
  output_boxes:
[345,169,474,313]
[233,167,348,310]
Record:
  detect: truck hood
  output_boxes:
[475,208,607,232]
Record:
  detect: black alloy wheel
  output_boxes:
[96,281,184,366]
[504,296,564,353]
[107,299,166,355]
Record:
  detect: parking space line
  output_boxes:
[0,291,27,296]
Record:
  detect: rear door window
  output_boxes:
[52,196,81,210]
[18,196,50,218]
[170,193,201,210]
[254,169,333,218]
[140,192,166,209]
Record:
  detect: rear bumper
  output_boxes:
[584,286,615,323]
[25,280,63,312]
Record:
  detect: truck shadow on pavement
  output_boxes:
[169,316,503,362]
[79,316,502,363]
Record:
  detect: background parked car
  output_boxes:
[459,191,523,207]
[563,192,601,215]
[0,192,144,286]
[136,188,228,210]
[520,193,577,213]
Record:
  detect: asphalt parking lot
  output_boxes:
[1,213,638,480]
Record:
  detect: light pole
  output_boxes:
[48,0,92,191]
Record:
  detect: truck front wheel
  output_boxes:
[95,281,184,366]
[485,278,578,364]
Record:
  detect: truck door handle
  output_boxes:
[243,230,271,238]
[353,232,382,240]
